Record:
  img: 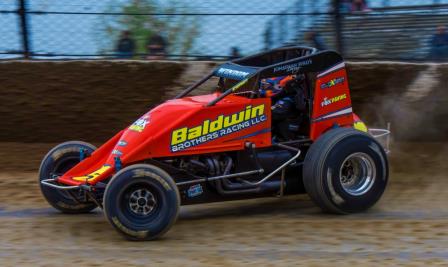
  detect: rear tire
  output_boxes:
[39,141,98,213]
[303,128,388,214]
[103,164,180,241]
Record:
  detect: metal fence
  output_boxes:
[266,2,448,61]
[2,0,448,60]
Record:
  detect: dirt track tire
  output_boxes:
[39,141,98,213]
[103,164,180,241]
[303,127,388,214]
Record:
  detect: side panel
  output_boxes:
[310,62,354,140]
[58,95,272,186]
[151,97,272,156]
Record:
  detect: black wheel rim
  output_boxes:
[120,182,163,224]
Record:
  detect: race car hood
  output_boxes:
[105,93,220,164]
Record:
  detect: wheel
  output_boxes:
[103,164,180,241]
[303,127,388,214]
[39,141,98,213]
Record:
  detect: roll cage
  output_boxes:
[175,46,344,106]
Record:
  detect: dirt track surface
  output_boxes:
[1,142,448,266]
[2,61,447,266]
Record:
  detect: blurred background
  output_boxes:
[2,1,448,266]
[2,0,448,61]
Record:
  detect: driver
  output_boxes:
[259,76,290,97]
[260,75,307,140]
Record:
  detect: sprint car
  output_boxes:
[39,46,390,240]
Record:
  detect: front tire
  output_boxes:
[39,141,98,213]
[103,164,180,241]
[303,128,388,214]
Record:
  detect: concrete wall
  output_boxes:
[0,60,446,143]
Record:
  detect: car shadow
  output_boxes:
[177,195,325,221]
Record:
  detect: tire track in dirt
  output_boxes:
[1,149,448,267]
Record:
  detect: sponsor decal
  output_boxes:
[187,184,203,198]
[321,93,347,107]
[216,68,249,79]
[129,115,150,132]
[112,149,123,156]
[273,59,312,73]
[72,165,111,182]
[117,140,127,147]
[320,77,345,89]
[170,104,267,152]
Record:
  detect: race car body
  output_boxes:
[39,46,390,240]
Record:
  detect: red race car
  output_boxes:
[39,46,390,240]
